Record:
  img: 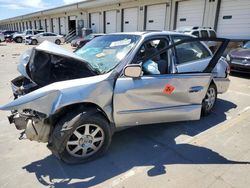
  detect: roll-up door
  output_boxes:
[146,4,167,30]
[123,7,138,32]
[90,12,101,33]
[53,18,59,34]
[60,17,66,35]
[176,0,205,29]
[217,0,250,39]
[105,10,117,33]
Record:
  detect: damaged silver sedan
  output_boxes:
[0,32,230,164]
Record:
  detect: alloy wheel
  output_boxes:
[204,87,216,111]
[66,124,104,158]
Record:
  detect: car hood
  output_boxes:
[17,41,98,87]
[230,48,250,59]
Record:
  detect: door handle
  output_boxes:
[189,86,204,93]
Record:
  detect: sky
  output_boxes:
[0,0,84,20]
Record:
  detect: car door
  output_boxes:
[37,33,47,43]
[47,33,57,42]
[113,37,212,127]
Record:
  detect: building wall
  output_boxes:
[0,0,249,39]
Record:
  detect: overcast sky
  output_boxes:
[0,0,84,20]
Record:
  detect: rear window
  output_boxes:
[201,30,209,38]
[209,30,216,38]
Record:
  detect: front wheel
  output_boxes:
[201,83,217,116]
[48,110,112,164]
[31,39,38,45]
[16,37,23,43]
[55,39,61,45]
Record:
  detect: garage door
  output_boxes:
[123,7,138,32]
[105,10,117,33]
[217,0,250,39]
[146,4,167,30]
[90,12,101,33]
[41,20,46,30]
[53,18,59,34]
[176,0,205,29]
[59,17,66,35]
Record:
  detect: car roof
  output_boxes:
[106,31,190,38]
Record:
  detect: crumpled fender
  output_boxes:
[0,73,114,118]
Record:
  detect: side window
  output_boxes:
[209,30,216,38]
[201,30,209,38]
[192,31,199,37]
[26,31,32,35]
[173,36,211,65]
[42,33,48,36]
[136,39,169,75]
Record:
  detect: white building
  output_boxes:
[0,0,249,39]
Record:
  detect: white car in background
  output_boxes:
[26,32,65,45]
[0,33,4,43]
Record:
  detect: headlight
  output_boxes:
[226,54,231,62]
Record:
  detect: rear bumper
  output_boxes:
[213,77,230,94]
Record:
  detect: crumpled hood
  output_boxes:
[17,41,97,87]
[0,73,113,116]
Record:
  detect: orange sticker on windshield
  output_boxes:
[163,84,175,95]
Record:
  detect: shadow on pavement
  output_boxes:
[23,99,249,188]
[230,72,250,79]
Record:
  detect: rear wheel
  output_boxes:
[31,39,38,45]
[16,37,23,43]
[48,110,112,164]
[202,83,217,116]
[55,39,61,45]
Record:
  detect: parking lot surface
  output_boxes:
[0,42,250,188]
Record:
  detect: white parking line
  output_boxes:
[228,90,250,97]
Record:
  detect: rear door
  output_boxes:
[113,37,212,127]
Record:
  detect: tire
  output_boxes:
[48,110,112,164]
[201,83,217,116]
[31,39,38,45]
[55,39,61,45]
[16,37,23,43]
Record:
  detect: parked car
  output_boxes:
[176,26,217,52]
[71,33,105,49]
[226,41,250,73]
[1,30,18,38]
[25,32,65,45]
[0,33,4,42]
[13,29,44,43]
[0,31,230,164]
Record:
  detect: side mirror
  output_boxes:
[123,64,142,78]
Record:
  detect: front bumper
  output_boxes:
[229,62,250,74]
[25,39,32,45]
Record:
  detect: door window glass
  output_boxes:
[209,30,216,38]
[172,36,211,65]
[201,30,209,38]
[135,38,169,75]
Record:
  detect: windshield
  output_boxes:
[243,41,250,49]
[75,34,141,74]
